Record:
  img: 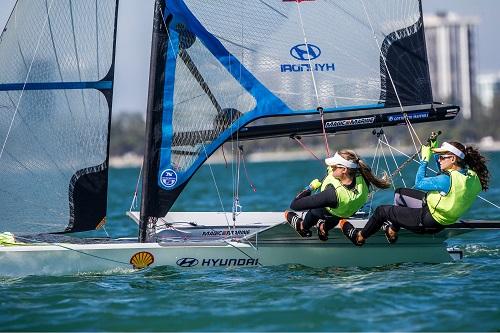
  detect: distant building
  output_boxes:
[424,12,479,119]
[477,72,500,110]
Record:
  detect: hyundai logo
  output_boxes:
[290,44,321,61]
[176,257,199,267]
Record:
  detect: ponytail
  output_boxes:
[338,150,391,189]
[448,142,490,191]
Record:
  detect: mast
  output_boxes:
[139,0,168,242]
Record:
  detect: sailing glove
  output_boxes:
[429,136,439,149]
[306,179,322,191]
[421,145,432,162]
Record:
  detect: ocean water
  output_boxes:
[1,153,499,332]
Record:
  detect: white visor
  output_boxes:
[325,152,358,169]
[432,142,465,159]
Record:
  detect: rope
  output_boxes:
[318,107,332,157]
[381,134,407,188]
[291,135,321,161]
[199,139,232,231]
[379,142,397,190]
[239,146,256,193]
[367,140,382,216]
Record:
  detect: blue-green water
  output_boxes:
[1,153,499,332]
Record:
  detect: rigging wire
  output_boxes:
[129,158,144,211]
[294,2,331,157]
[231,3,246,224]
[199,138,233,231]
[238,146,257,193]
[367,139,382,216]
[294,2,320,107]
[233,145,242,223]
[379,142,397,190]
[381,133,407,188]
[291,135,321,162]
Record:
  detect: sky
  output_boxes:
[0,0,499,114]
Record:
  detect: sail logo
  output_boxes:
[201,258,259,267]
[387,112,429,122]
[283,0,316,3]
[325,117,375,128]
[201,229,251,237]
[160,169,177,188]
[176,257,199,267]
[290,44,321,61]
[281,43,335,73]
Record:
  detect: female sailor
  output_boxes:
[285,150,391,241]
[340,141,490,246]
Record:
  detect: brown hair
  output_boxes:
[338,150,391,189]
[447,142,489,191]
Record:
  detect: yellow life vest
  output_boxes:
[320,173,369,218]
[426,169,482,225]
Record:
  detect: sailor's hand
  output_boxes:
[428,131,440,148]
[306,179,322,191]
[421,145,432,162]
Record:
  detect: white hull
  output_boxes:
[0,213,469,276]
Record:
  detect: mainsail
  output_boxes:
[140,0,447,240]
[0,0,119,233]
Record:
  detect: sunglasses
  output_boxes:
[438,154,453,160]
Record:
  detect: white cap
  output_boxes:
[325,152,358,169]
[432,142,465,159]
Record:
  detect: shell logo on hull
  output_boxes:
[130,251,154,269]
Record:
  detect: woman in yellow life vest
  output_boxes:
[340,141,490,246]
[285,150,391,241]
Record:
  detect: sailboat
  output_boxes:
[0,0,498,276]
